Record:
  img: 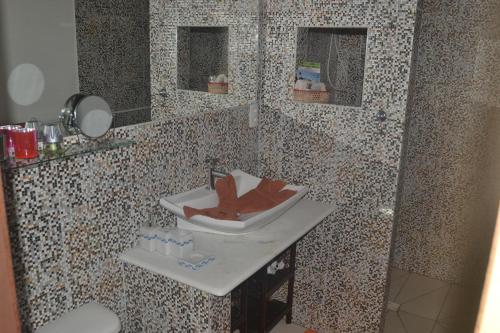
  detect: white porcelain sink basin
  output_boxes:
[159,170,308,235]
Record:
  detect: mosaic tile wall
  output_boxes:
[113,107,152,128]
[75,0,151,127]
[124,263,231,332]
[6,0,425,332]
[5,105,257,332]
[257,1,419,332]
[393,0,500,286]
[149,0,259,119]
[6,0,262,331]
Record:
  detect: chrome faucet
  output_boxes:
[205,158,228,191]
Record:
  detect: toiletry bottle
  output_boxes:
[0,125,21,158]
[0,132,6,161]
[43,123,64,156]
[25,118,44,152]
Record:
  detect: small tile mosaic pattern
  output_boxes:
[257,0,419,332]
[5,105,257,332]
[113,108,152,128]
[149,0,260,119]
[392,0,500,286]
[75,0,152,127]
[5,0,423,332]
[123,263,231,332]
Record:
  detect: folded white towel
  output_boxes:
[310,82,327,92]
[216,74,228,83]
[294,79,311,90]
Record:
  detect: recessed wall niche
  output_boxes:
[295,28,367,106]
[177,26,229,94]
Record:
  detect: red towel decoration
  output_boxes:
[183,175,297,221]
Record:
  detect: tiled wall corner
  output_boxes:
[258,1,419,331]
[393,0,500,286]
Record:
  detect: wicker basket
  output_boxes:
[208,82,228,94]
[293,89,330,104]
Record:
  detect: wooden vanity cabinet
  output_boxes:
[232,243,297,333]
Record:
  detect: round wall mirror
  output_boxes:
[60,94,113,138]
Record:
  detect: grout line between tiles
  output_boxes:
[433,280,453,330]
[392,270,411,303]
[399,310,442,333]
[397,278,450,306]
[396,310,410,333]
[396,284,450,324]
[387,269,465,333]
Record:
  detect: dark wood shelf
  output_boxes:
[231,308,242,329]
[232,244,297,333]
[249,269,294,299]
[247,300,290,333]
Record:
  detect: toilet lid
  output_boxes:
[35,302,120,333]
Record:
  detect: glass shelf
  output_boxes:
[1,138,135,171]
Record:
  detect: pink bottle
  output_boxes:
[0,125,21,158]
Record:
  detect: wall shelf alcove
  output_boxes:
[294,27,368,107]
[177,26,229,94]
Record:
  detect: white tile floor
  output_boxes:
[384,267,481,333]
[242,268,480,333]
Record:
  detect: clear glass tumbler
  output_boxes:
[12,128,38,159]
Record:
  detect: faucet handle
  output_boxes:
[204,157,219,168]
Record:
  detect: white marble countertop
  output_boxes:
[120,199,334,296]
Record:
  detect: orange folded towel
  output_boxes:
[183,175,297,221]
[183,175,240,220]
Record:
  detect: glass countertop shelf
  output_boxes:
[2,138,135,171]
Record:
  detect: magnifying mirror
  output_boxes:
[60,94,113,138]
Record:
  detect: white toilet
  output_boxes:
[35,302,121,333]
